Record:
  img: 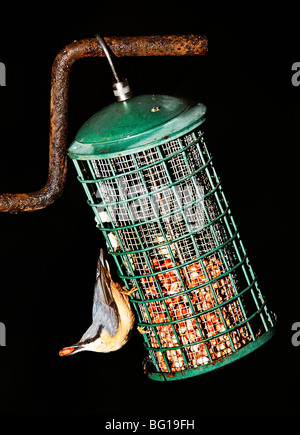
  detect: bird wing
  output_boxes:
[91,250,120,336]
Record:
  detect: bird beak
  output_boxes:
[59,344,83,357]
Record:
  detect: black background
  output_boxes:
[0,4,299,419]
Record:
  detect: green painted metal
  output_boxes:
[69,95,276,381]
[68,95,206,159]
[146,327,276,381]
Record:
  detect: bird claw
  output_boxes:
[137,326,148,334]
[120,285,137,296]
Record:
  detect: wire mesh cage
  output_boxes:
[69,94,276,381]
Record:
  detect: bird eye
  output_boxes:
[86,339,91,344]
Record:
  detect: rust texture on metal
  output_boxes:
[0,34,208,213]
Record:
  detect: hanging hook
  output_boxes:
[95,34,132,102]
[95,35,120,82]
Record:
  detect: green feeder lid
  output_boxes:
[68,94,206,160]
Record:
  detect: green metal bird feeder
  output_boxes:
[68,38,276,381]
[0,34,276,381]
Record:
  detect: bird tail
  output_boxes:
[98,248,111,280]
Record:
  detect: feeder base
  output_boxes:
[145,327,276,381]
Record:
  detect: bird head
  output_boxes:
[59,323,125,356]
[59,341,95,356]
[59,323,108,356]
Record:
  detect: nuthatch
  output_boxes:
[59,249,135,356]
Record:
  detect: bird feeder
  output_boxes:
[68,91,276,380]
[0,34,276,381]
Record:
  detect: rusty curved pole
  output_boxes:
[0,34,208,213]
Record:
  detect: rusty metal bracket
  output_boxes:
[0,34,208,213]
